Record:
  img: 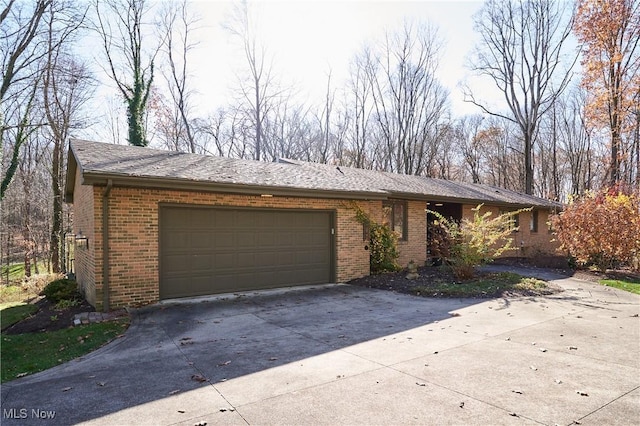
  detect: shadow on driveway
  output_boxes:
[1,284,479,425]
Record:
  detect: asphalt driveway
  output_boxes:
[2,268,639,425]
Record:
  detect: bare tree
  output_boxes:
[224,0,279,161]
[43,1,92,272]
[94,0,157,147]
[1,0,51,200]
[156,0,199,153]
[342,48,375,168]
[466,0,576,194]
[363,21,449,175]
[454,115,486,184]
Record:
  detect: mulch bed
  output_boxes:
[348,265,457,296]
[3,297,95,335]
[347,258,638,299]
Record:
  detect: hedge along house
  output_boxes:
[65,139,562,311]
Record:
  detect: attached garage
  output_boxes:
[65,139,561,311]
[159,206,335,299]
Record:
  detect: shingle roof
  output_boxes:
[65,139,561,209]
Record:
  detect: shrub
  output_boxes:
[429,205,525,279]
[551,186,640,271]
[41,279,80,304]
[348,202,399,274]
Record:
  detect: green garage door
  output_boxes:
[160,206,334,299]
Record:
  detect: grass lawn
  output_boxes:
[412,272,550,298]
[600,279,640,295]
[1,318,129,383]
[1,262,49,282]
[1,303,38,330]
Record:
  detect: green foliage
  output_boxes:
[349,202,399,273]
[552,186,640,271]
[1,319,129,383]
[41,279,80,304]
[600,279,640,295]
[0,304,38,331]
[429,205,526,279]
[54,298,80,310]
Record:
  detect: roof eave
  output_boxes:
[79,172,389,201]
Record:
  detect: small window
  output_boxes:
[530,210,539,233]
[383,200,408,240]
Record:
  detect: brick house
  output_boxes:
[65,139,561,311]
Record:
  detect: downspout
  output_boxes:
[102,179,113,312]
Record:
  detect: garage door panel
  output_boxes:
[236,232,256,247]
[160,207,333,299]
[214,232,234,249]
[214,252,235,268]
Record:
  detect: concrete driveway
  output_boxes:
[2,268,639,425]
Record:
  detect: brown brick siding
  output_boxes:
[80,185,379,310]
[396,200,427,267]
[72,169,97,307]
[73,180,559,311]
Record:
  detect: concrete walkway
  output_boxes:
[1,270,638,425]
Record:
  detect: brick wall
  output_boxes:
[80,185,379,310]
[73,179,560,311]
[72,169,97,307]
[397,200,427,267]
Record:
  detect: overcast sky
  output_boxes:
[185,0,487,116]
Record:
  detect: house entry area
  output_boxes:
[426,202,462,264]
[159,206,335,299]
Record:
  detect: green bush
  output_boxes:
[40,279,80,303]
[348,202,399,274]
[429,205,526,279]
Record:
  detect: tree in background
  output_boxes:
[574,0,640,186]
[1,0,51,200]
[155,0,199,153]
[363,21,449,175]
[94,0,157,147]
[224,0,277,161]
[466,0,576,195]
[43,1,93,273]
[552,186,640,271]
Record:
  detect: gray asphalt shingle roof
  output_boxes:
[66,139,561,209]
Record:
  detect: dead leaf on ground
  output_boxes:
[96,382,106,387]
[169,389,180,395]
[191,374,207,383]
[217,360,231,366]
[268,357,278,361]
[61,387,72,392]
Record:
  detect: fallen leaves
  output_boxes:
[191,374,207,383]
[217,360,231,367]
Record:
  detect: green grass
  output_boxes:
[411,272,552,298]
[600,279,640,295]
[0,264,25,281]
[1,319,129,383]
[1,303,38,330]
